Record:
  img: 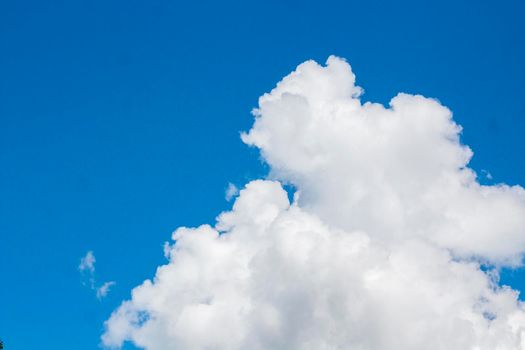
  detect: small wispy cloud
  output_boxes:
[481,169,493,180]
[225,182,239,201]
[79,250,96,273]
[79,250,96,288]
[79,250,115,299]
[96,281,116,299]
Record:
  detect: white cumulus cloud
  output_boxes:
[102,56,525,350]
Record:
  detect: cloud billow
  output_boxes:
[102,57,525,350]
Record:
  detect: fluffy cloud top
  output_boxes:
[102,57,525,350]
[242,56,525,265]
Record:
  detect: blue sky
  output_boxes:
[1,0,525,349]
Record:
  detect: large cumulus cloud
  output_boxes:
[102,57,525,350]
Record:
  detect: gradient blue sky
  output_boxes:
[1,0,524,349]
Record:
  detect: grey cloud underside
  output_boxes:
[103,57,525,350]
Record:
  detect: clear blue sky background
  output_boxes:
[1,0,524,349]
